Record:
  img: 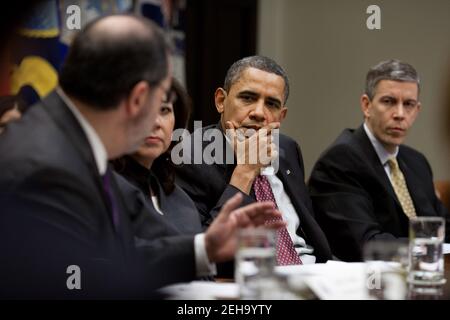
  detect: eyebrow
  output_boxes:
[380,95,417,102]
[237,90,258,97]
[238,90,282,106]
[380,94,397,100]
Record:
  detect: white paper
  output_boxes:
[160,281,239,300]
[444,243,450,254]
[276,261,369,300]
[161,252,450,300]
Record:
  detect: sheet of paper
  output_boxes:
[276,261,369,300]
[444,243,450,254]
[160,281,239,300]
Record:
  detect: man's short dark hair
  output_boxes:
[223,55,290,104]
[365,59,420,100]
[59,15,169,110]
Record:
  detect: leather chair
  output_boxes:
[435,180,450,210]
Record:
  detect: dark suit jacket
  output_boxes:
[0,91,197,298]
[113,172,198,288]
[308,125,450,262]
[175,123,332,265]
[114,156,203,235]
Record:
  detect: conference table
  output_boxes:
[161,253,450,300]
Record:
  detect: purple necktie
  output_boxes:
[101,168,120,231]
[253,175,302,266]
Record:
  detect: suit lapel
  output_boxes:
[109,169,135,252]
[276,145,312,225]
[353,126,402,208]
[276,149,296,204]
[208,122,236,185]
[152,175,176,222]
[41,91,120,237]
[398,151,435,216]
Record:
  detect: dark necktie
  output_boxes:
[253,175,302,265]
[101,168,120,231]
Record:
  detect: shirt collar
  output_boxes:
[363,122,398,166]
[57,87,108,175]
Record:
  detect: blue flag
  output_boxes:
[11,0,62,106]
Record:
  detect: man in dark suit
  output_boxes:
[175,56,332,267]
[0,16,283,298]
[309,59,450,262]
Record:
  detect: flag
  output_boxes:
[10,0,62,106]
[8,0,134,107]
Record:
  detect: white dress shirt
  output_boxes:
[151,195,164,215]
[363,122,399,184]
[58,88,216,277]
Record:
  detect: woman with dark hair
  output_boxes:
[113,78,202,235]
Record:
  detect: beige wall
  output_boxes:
[258,0,450,180]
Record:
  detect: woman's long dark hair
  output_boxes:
[113,77,191,195]
[151,78,191,194]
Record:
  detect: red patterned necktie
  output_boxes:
[253,175,302,265]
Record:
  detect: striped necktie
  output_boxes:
[253,175,302,265]
[387,158,417,219]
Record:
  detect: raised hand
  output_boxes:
[205,193,285,263]
[226,121,280,194]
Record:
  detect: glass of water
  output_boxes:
[363,240,409,300]
[235,227,277,299]
[408,217,446,286]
